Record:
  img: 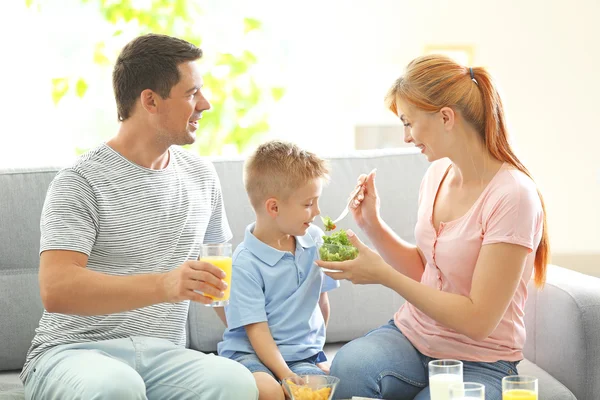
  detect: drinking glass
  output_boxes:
[449,382,485,400]
[502,376,538,400]
[429,359,463,400]
[199,243,232,307]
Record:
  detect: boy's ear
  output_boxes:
[265,198,279,218]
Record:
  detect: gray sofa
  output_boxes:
[1,149,597,399]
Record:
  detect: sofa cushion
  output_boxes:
[0,389,24,400]
[187,301,226,352]
[0,273,43,371]
[0,371,24,399]
[524,266,600,400]
[0,169,58,371]
[517,359,576,400]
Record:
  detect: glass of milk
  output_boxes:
[428,359,463,400]
[449,382,485,399]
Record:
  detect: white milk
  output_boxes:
[429,373,463,400]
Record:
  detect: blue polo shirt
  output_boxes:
[217,223,339,361]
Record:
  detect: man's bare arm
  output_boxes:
[40,250,227,316]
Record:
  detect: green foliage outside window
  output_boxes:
[27,0,284,156]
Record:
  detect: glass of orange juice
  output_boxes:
[199,243,232,307]
[502,376,538,400]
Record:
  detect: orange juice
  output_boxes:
[503,389,537,400]
[200,256,232,301]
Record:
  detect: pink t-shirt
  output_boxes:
[394,158,544,362]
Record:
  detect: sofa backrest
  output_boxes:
[188,149,428,352]
[523,266,600,400]
[0,168,60,370]
[0,149,428,370]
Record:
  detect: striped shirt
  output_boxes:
[20,143,232,382]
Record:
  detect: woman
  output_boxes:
[316,55,548,400]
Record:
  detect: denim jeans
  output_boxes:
[24,336,258,400]
[330,321,519,400]
[230,351,326,381]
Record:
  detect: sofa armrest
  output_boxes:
[524,264,600,400]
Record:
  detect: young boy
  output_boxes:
[217,140,339,400]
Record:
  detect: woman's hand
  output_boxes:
[315,229,394,285]
[349,169,380,232]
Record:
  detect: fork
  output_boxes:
[329,185,363,225]
[327,168,376,225]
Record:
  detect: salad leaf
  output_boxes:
[319,230,358,261]
[322,230,351,245]
[321,216,336,232]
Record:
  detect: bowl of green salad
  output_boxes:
[318,216,359,262]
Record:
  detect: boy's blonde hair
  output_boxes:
[244,140,330,210]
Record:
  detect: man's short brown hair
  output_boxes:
[112,33,202,121]
[244,140,330,210]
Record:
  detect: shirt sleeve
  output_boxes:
[40,169,99,256]
[481,176,543,252]
[321,273,340,292]
[203,163,233,244]
[225,251,268,329]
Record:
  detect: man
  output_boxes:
[21,33,258,400]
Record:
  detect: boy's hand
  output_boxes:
[316,361,331,374]
[282,373,304,384]
[159,260,228,304]
[281,373,306,399]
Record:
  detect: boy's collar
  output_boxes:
[244,223,316,267]
[296,231,315,248]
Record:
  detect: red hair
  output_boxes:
[385,55,548,287]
